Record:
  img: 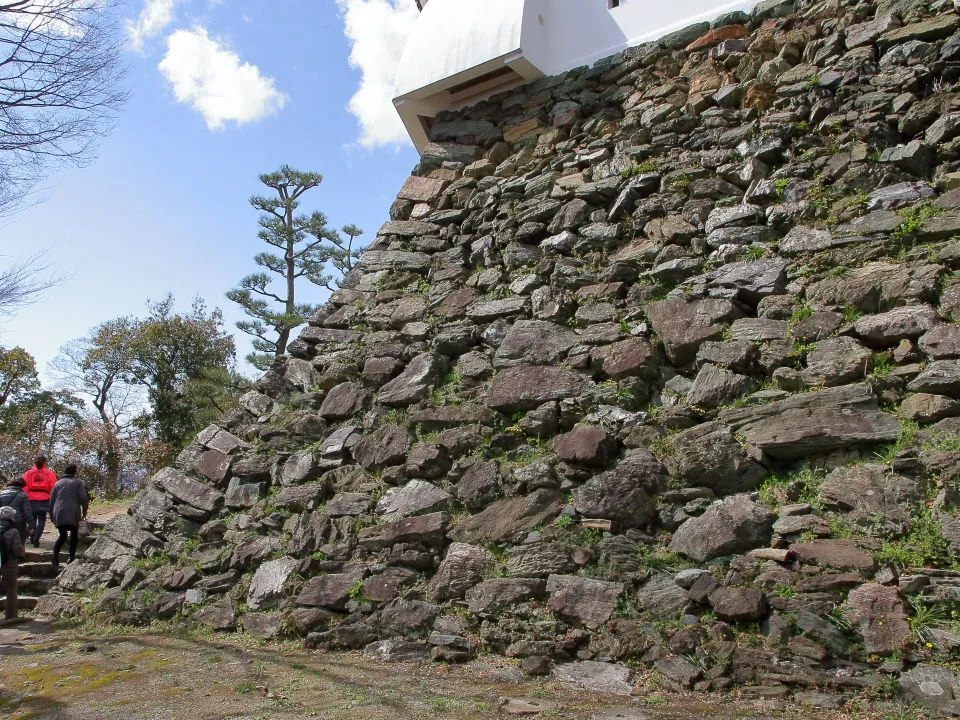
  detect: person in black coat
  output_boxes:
[49,464,89,570]
[0,505,26,621]
[0,474,34,542]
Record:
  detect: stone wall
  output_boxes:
[43,0,960,708]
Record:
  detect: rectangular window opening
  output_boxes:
[608,0,620,8]
[447,65,524,106]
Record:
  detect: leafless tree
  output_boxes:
[0,252,59,316]
[0,1,127,213]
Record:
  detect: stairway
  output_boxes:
[18,548,59,611]
[8,523,101,614]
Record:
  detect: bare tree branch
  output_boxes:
[0,251,61,315]
[0,0,127,214]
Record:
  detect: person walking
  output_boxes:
[0,505,26,623]
[0,473,34,543]
[23,455,57,547]
[49,464,89,571]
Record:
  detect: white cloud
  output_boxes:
[336,0,417,149]
[158,27,287,131]
[125,0,181,53]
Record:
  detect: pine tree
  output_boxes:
[227,166,363,371]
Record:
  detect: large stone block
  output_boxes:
[486,366,587,412]
[153,467,223,513]
[670,496,774,562]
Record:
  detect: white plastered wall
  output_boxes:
[394,0,758,150]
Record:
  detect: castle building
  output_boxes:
[393,0,755,150]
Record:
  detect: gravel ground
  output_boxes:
[0,620,937,720]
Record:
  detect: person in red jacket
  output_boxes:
[23,455,56,548]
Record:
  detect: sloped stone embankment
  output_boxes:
[41,0,960,709]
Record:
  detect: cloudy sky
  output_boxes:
[0,0,420,377]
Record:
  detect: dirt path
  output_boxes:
[29,500,130,550]
[86,500,132,525]
[0,621,929,720]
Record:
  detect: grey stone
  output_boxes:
[694,258,789,305]
[426,543,495,602]
[380,598,439,634]
[879,140,936,177]
[553,425,618,467]
[352,424,412,471]
[362,638,431,663]
[466,578,546,614]
[920,325,960,360]
[193,597,237,631]
[900,664,960,710]
[900,394,960,424]
[506,543,574,578]
[376,480,451,519]
[247,556,298,611]
[572,452,666,530]
[297,569,366,610]
[455,460,502,511]
[670,496,775,562]
[686,363,753,408]
[486,366,587,412]
[466,297,529,322]
[841,583,910,654]
[635,573,689,616]
[866,182,935,211]
[319,382,368,420]
[845,14,901,49]
[547,575,623,629]
[225,478,266,508]
[647,298,740,366]
[325,492,372,517]
[281,450,321,485]
[777,226,849,255]
[358,511,449,550]
[552,661,634,696]
[802,337,872,387]
[453,490,563,544]
[908,360,960,398]
[671,421,766,496]
[378,353,445,406]
[494,320,578,367]
[153,467,223,513]
[708,587,768,622]
[854,305,939,347]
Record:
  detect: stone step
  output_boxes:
[20,562,60,579]
[17,596,38,611]
[17,577,56,595]
[25,549,54,563]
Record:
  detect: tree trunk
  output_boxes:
[276,195,297,357]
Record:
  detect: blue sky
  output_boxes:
[0,0,419,379]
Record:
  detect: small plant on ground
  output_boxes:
[842,305,862,323]
[774,583,796,599]
[774,177,790,200]
[789,303,814,325]
[621,159,657,178]
[671,172,693,192]
[757,467,825,511]
[637,546,693,573]
[869,352,896,379]
[873,419,920,465]
[874,509,959,571]
[348,579,366,602]
[892,203,942,242]
[807,177,844,224]
[869,674,903,700]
